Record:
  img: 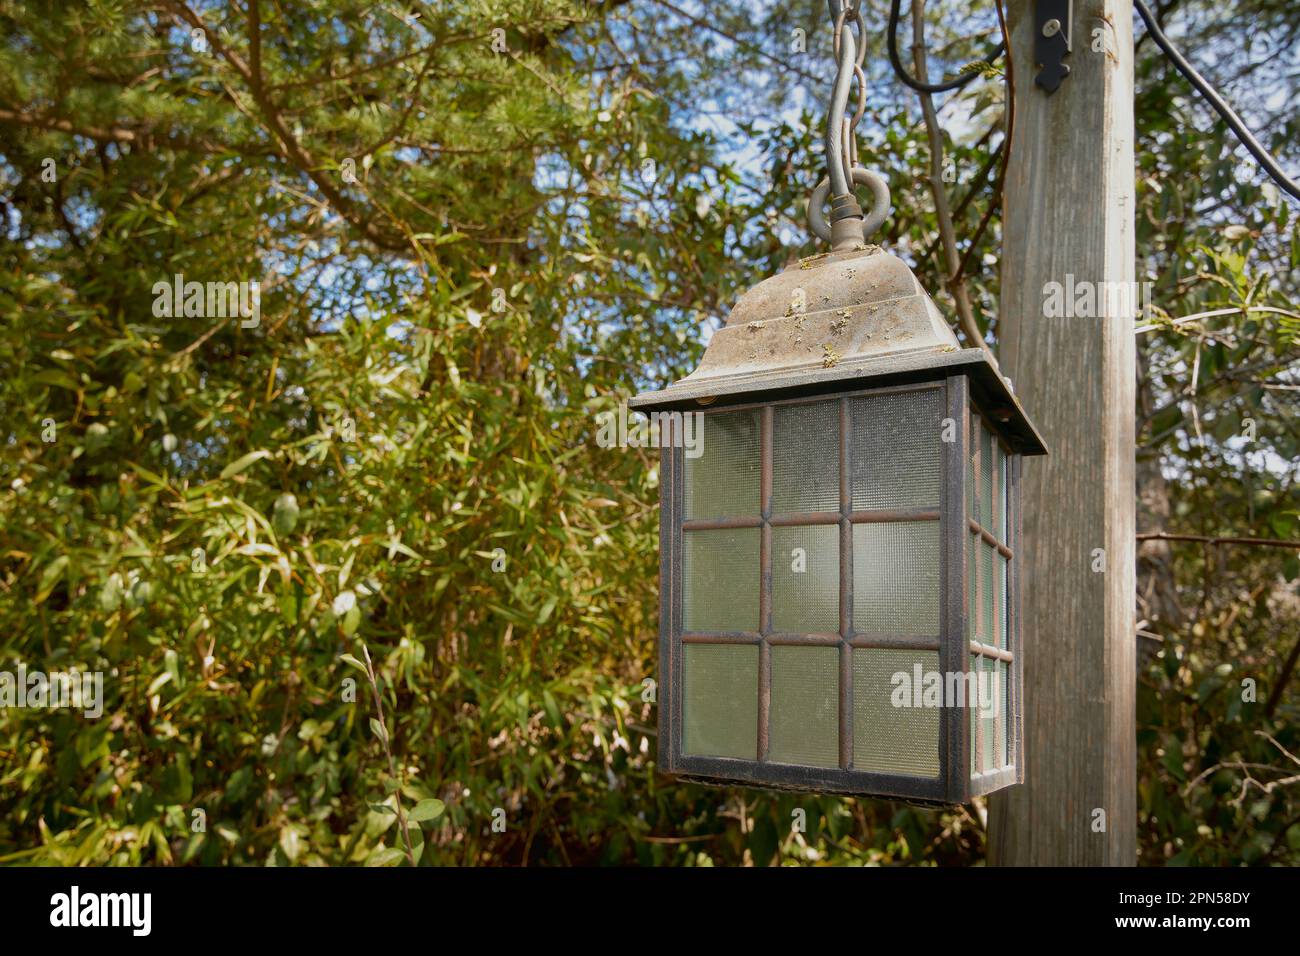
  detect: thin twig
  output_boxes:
[1135,531,1300,549]
[909,0,986,354]
[919,135,1002,266]
[359,641,418,866]
[951,0,1014,306]
[1134,304,1300,334]
[647,0,823,86]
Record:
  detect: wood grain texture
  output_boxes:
[987,0,1137,865]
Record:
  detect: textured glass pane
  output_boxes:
[969,653,979,777]
[996,659,1009,768]
[966,531,976,642]
[682,644,758,759]
[772,525,839,633]
[853,522,940,635]
[852,648,940,777]
[850,389,942,510]
[996,551,1008,649]
[995,442,1008,541]
[980,425,993,529]
[980,656,997,773]
[683,528,758,632]
[684,410,759,519]
[769,646,839,767]
[980,542,994,645]
[967,442,977,522]
[772,401,839,513]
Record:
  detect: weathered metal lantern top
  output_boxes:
[631,245,1043,458]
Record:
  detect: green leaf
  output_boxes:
[339,654,368,674]
[271,492,300,536]
[146,671,173,696]
[365,846,408,867]
[279,827,302,862]
[409,798,445,823]
[164,647,181,686]
[219,449,272,479]
[542,690,562,729]
[35,555,69,604]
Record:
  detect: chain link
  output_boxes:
[808,0,891,247]
[828,0,866,197]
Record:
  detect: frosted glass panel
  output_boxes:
[966,531,976,642]
[682,644,758,759]
[852,649,940,776]
[980,542,994,645]
[967,419,978,520]
[771,525,839,633]
[980,426,993,529]
[996,659,1008,768]
[969,653,980,776]
[684,410,759,519]
[852,522,940,635]
[769,646,839,768]
[995,441,1008,541]
[980,656,996,773]
[683,528,758,632]
[772,401,839,513]
[996,551,1008,649]
[850,389,942,511]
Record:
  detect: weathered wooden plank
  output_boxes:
[987,0,1137,865]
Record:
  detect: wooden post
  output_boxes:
[988,0,1137,865]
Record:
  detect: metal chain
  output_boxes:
[829,0,867,195]
[809,0,892,248]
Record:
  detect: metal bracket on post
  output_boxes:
[1033,0,1072,94]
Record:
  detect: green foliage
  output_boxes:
[0,0,1296,866]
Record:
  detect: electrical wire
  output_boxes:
[886,0,1004,94]
[1134,0,1299,201]
[883,0,1298,201]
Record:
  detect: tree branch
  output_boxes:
[909,0,988,355]
[164,0,408,251]
[0,106,266,156]
[1135,531,1300,549]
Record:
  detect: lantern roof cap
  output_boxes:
[631,246,1047,456]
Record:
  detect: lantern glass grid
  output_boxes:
[663,376,1023,802]
[968,409,1016,784]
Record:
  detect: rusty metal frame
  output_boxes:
[968,409,1022,798]
[655,372,1024,803]
[656,416,681,776]
[665,374,961,801]
[941,375,969,801]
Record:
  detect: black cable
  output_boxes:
[1134,0,1299,201]
[886,0,1004,94]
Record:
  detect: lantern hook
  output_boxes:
[808,167,891,249]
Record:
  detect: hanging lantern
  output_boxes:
[630,1,1046,803]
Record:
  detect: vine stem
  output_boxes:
[908,0,989,357]
[360,640,417,866]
